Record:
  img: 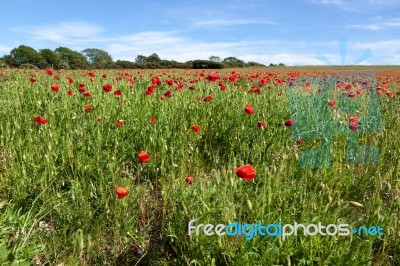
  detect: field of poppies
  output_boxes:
[0,66,399,265]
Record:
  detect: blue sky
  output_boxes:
[0,0,399,65]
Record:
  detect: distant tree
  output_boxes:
[209,55,221,63]
[19,63,38,69]
[115,60,139,69]
[0,58,7,68]
[135,55,147,64]
[2,55,12,66]
[8,45,42,67]
[278,63,286,66]
[39,49,61,69]
[191,60,224,69]
[147,53,161,63]
[246,61,266,67]
[55,47,89,69]
[222,57,245,68]
[81,48,114,69]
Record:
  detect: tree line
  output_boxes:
[0,45,272,70]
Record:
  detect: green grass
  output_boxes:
[0,68,399,265]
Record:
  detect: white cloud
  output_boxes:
[193,18,276,28]
[309,0,400,11]
[349,18,400,30]
[239,53,322,66]
[106,31,282,63]
[12,21,104,44]
[308,0,356,11]
[351,39,400,53]
[7,21,400,65]
[367,0,400,6]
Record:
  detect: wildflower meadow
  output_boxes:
[0,66,399,265]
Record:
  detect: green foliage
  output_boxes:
[81,48,115,69]
[147,53,161,63]
[8,45,42,67]
[115,60,140,69]
[247,61,266,67]
[39,49,62,69]
[0,59,7,68]
[18,63,38,69]
[223,56,246,68]
[270,63,286,67]
[191,60,224,69]
[135,55,147,64]
[55,47,89,69]
[209,55,222,62]
[3,45,266,69]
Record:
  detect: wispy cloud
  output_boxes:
[309,0,399,11]
[193,18,276,28]
[367,0,400,6]
[6,21,400,65]
[106,31,279,63]
[349,18,400,30]
[12,21,104,44]
[309,0,354,10]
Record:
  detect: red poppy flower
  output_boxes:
[151,76,161,86]
[349,116,358,124]
[257,121,266,129]
[251,87,261,94]
[114,90,122,96]
[102,74,107,78]
[189,86,195,91]
[185,176,193,184]
[34,116,48,125]
[29,78,36,83]
[328,100,336,108]
[116,120,124,127]
[88,71,96,77]
[235,164,256,181]
[284,120,294,127]
[245,104,254,115]
[66,77,74,83]
[348,92,357,98]
[348,116,359,131]
[46,69,53,76]
[150,117,157,124]
[51,84,60,93]
[103,84,112,92]
[85,104,92,112]
[146,86,156,96]
[207,72,219,82]
[192,124,200,133]
[349,124,359,131]
[164,90,172,98]
[67,90,73,96]
[115,187,129,199]
[83,91,92,97]
[138,151,150,163]
[296,139,303,144]
[204,95,212,102]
